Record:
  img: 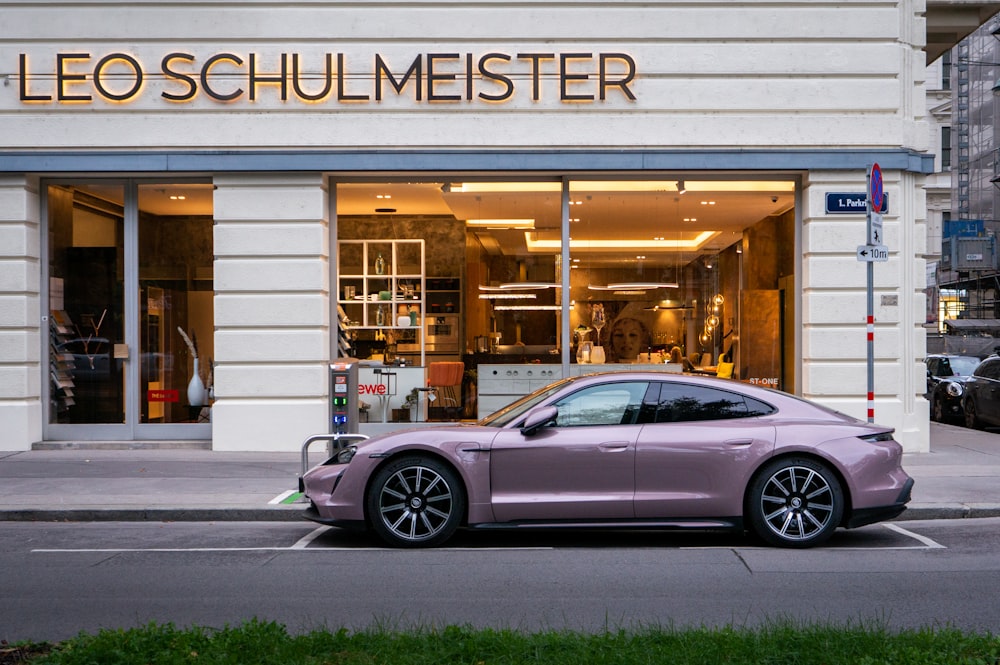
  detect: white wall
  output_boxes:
[802,170,930,452]
[1,1,926,152]
[0,177,42,450]
[212,174,331,451]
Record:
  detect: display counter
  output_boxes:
[476,362,682,418]
[358,364,426,423]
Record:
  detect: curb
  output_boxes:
[0,506,306,522]
[898,504,1000,521]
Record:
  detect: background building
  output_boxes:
[937,17,1000,344]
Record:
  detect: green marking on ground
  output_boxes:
[281,492,304,504]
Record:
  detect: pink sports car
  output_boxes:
[302,372,913,548]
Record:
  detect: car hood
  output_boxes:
[934,375,975,384]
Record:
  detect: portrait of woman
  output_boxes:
[607,316,651,363]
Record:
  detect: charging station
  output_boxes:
[329,359,360,434]
[299,359,368,481]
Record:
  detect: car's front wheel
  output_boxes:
[366,456,464,548]
[964,400,983,430]
[747,458,844,548]
[931,396,946,423]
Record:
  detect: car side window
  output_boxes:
[655,382,772,422]
[553,382,651,427]
[979,359,1000,380]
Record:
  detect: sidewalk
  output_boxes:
[1,422,998,523]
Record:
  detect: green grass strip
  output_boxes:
[13,618,1000,665]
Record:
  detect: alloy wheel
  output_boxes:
[751,460,842,547]
[368,457,462,547]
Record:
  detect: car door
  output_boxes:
[489,381,653,522]
[974,358,1000,427]
[634,381,776,519]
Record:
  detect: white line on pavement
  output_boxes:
[882,523,947,549]
[292,526,331,549]
[268,489,297,505]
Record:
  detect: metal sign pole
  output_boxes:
[865,165,877,423]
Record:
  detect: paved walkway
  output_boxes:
[1,422,998,522]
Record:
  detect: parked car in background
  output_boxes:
[925,354,981,424]
[302,371,913,549]
[962,351,1000,431]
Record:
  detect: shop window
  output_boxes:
[45,181,214,428]
[335,177,794,392]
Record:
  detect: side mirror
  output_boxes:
[520,405,558,436]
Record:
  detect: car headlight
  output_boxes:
[946,382,964,398]
[335,445,357,464]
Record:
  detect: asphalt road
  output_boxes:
[3,517,1000,643]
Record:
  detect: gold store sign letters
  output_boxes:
[17,51,637,105]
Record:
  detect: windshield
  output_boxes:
[478,378,573,428]
[947,357,981,376]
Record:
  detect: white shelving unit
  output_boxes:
[337,239,426,367]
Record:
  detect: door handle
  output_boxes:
[724,438,754,447]
[599,441,630,451]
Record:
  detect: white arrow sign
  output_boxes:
[857,245,888,262]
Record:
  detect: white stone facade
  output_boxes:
[0,1,942,451]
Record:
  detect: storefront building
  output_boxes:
[2,1,985,453]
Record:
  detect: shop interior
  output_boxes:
[46,182,214,427]
[335,177,797,420]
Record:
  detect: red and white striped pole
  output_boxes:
[867,314,875,422]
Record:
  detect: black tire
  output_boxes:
[366,456,464,548]
[964,400,983,430]
[747,458,844,548]
[931,396,945,423]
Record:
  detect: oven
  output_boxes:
[424,315,459,352]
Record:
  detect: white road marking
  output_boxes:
[33,524,943,554]
[292,526,331,549]
[268,489,297,505]
[882,522,947,549]
[32,545,551,553]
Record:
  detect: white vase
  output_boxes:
[590,345,606,364]
[188,357,207,407]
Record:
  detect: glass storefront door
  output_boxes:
[45,181,213,441]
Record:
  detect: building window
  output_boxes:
[942,127,951,170]
[942,50,951,90]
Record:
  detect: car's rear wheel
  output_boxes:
[964,400,983,430]
[366,456,464,548]
[748,458,843,548]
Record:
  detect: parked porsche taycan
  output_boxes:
[302,372,913,548]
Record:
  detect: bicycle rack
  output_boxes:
[299,432,370,480]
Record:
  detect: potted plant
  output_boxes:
[392,388,420,422]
